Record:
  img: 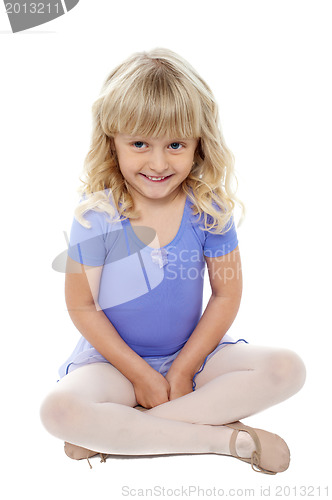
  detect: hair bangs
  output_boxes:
[106,67,202,140]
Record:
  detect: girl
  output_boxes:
[40,48,306,474]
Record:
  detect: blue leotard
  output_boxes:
[58,191,242,378]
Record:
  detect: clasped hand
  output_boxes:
[133,368,193,409]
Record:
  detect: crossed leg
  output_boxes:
[40,343,306,457]
[40,361,233,456]
[146,343,306,424]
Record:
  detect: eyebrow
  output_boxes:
[121,135,192,142]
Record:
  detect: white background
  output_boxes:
[1,1,331,498]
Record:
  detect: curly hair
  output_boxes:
[74,48,244,234]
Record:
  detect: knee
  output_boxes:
[265,349,306,395]
[40,390,82,438]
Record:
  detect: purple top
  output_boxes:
[59,191,238,377]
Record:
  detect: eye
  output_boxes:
[133,141,147,149]
[169,142,183,150]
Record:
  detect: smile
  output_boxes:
[141,174,172,182]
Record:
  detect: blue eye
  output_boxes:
[169,142,182,150]
[133,141,146,149]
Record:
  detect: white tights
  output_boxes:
[40,344,306,456]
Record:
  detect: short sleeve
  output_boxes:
[203,216,238,258]
[67,210,107,266]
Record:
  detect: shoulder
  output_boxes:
[68,190,124,266]
[74,189,123,233]
[185,195,238,257]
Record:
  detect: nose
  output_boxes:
[148,149,169,174]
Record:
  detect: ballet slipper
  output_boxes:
[135,405,149,412]
[224,421,290,475]
[64,442,108,468]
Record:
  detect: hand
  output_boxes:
[165,370,194,401]
[133,369,171,409]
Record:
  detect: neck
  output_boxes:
[129,186,185,213]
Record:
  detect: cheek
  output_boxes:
[183,152,196,169]
[117,159,130,179]
[177,163,193,179]
[116,153,135,175]
[118,150,143,168]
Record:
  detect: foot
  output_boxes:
[225,421,291,474]
[214,426,255,458]
[64,442,99,460]
[233,430,256,459]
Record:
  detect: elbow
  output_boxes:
[211,282,242,304]
[65,298,100,315]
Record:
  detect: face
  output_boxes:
[113,134,199,205]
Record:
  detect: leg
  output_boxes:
[40,362,237,456]
[145,343,306,424]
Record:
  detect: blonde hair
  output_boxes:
[75,48,245,233]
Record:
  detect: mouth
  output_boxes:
[140,173,173,183]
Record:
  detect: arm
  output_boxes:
[165,246,242,395]
[65,256,170,407]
